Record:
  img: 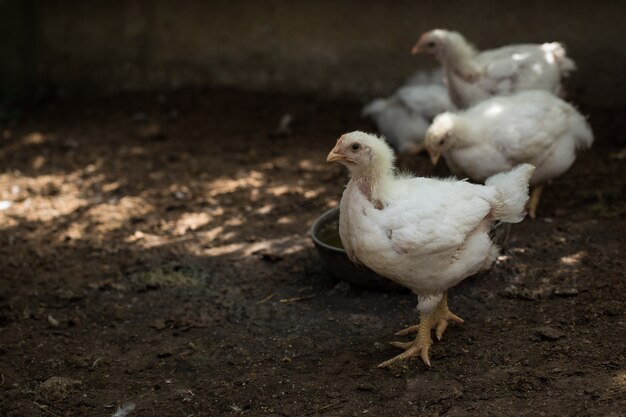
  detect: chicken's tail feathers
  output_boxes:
[486,164,535,223]
[544,42,576,77]
[569,112,594,150]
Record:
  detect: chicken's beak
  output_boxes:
[411,34,427,55]
[411,41,424,55]
[326,146,344,163]
[427,147,440,166]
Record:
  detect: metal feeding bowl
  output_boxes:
[310,207,405,291]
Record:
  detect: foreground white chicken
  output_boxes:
[362,70,454,154]
[327,131,534,367]
[412,29,576,108]
[425,90,593,219]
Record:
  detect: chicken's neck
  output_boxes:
[350,169,393,210]
[441,38,480,81]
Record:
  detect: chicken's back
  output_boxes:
[362,99,429,153]
[363,84,452,153]
[447,91,566,181]
[449,44,566,107]
[396,85,454,120]
[478,44,562,94]
[446,91,591,186]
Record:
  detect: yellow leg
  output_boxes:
[378,292,464,368]
[378,311,433,368]
[431,291,464,341]
[527,185,544,220]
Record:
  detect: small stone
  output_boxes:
[602,302,622,317]
[551,288,579,298]
[47,315,59,327]
[149,319,167,330]
[502,285,540,300]
[535,326,565,341]
[39,377,82,400]
[258,252,282,263]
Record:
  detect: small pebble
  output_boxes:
[535,326,565,341]
[47,314,60,327]
[552,288,579,298]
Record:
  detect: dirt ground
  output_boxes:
[0,89,624,417]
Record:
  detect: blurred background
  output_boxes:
[2,1,625,107]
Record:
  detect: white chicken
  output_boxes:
[424,90,593,219]
[412,29,576,108]
[362,70,454,154]
[404,67,446,86]
[327,131,534,367]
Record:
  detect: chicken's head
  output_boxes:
[327,131,395,177]
[424,113,458,165]
[411,29,449,58]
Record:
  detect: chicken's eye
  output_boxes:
[351,143,361,151]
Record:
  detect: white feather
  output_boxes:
[112,403,135,417]
[427,90,593,186]
[428,30,576,108]
[335,132,531,313]
[363,71,454,153]
[486,164,535,222]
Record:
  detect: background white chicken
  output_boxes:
[327,131,534,367]
[412,29,576,108]
[404,67,446,86]
[425,90,593,219]
[362,70,454,154]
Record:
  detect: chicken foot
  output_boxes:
[393,292,464,340]
[378,311,433,368]
[526,185,544,219]
[431,291,464,341]
[378,292,464,368]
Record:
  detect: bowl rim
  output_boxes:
[310,206,345,253]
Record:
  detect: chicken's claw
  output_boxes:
[431,292,464,341]
[389,340,415,350]
[378,342,431,368]
[435,311,464,341]
[379,314,434,368]
[394,325,420,337]
[379,292,465,368]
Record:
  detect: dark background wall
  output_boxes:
[2,0,625,107]
[0,0,33,101]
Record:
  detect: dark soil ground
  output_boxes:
[0,89,624,417]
